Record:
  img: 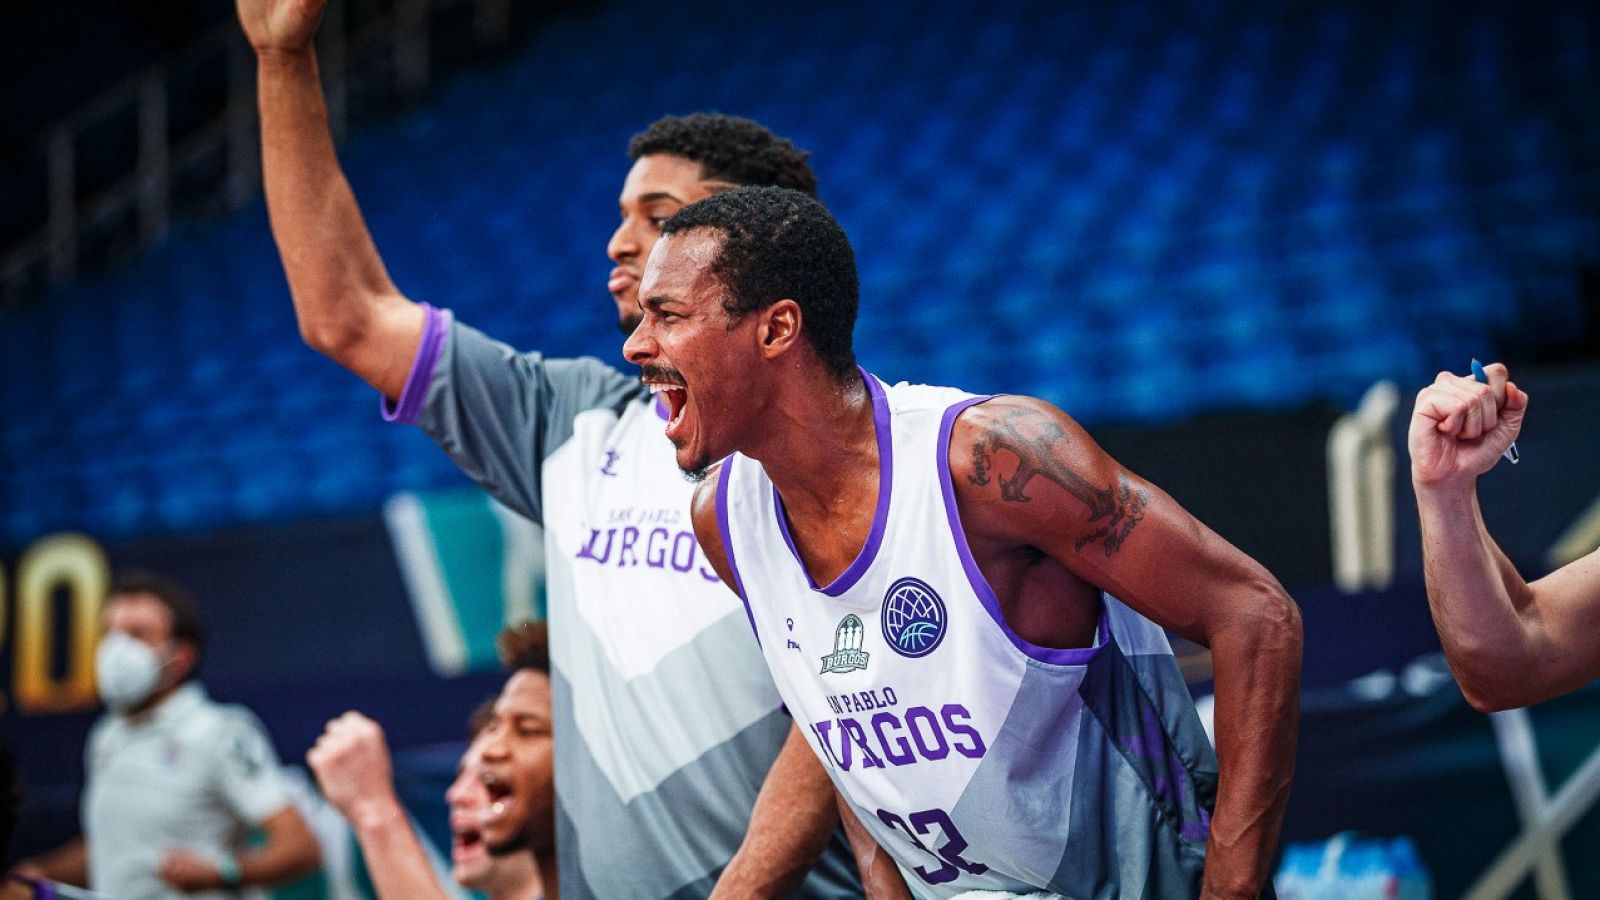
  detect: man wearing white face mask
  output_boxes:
[9,572,321,898]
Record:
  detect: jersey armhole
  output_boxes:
[936,395,1111,666]
[715,457,761,647]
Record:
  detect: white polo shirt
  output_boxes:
[83,682,291,900]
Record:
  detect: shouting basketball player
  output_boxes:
[625,186,1303,899]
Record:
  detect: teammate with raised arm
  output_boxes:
[624,187,1303,898]
[1410,361,1600,711]
[236,0,866,895]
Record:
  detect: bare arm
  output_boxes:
[693,471,910,899]
[836,794,913,900]
[241,806,322,885]
[307,712,451,900]
[11,837,88,886]
[951,397,1301,900]
[239,0,424,398]
[158,805,322,891]
[711,723,841,898]
[1410,364,1600,710]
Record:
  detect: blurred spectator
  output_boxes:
[308,621,554,899]
[8,572,320,898]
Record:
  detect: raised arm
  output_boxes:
[238,0,425,398]
[949,396,1301,900]
[307,712,451,900]
[1410,363,1600,710]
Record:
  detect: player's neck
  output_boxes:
[533,846,558,900]
[751,367,876,518]
[484,852,546,900]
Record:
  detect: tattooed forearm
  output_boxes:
[967,408,1147,556]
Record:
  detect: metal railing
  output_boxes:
[0,0,510,305]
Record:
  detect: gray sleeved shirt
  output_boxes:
[381,304,859,899]
[383,304,646,524]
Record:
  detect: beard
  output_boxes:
[618,308,642,335]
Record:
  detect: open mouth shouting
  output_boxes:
[450,812,488,866]
[476,767,520,845]
[641,365,689,442]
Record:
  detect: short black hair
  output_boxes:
[468,695,498,737]
[110,570,205,679]
[629,113,818,196]
[662,186,858,379]
[496,620,550,675]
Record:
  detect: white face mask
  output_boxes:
[96,632,167,711]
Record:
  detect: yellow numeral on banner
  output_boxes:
[11,534,106,714]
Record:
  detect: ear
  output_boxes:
[757,299,803,360]
[168,640,200,683]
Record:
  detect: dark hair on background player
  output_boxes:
[629,113,818,197]
[111,570,206,678]
[662,186,858,380]
[468,695,498,736]
[496,620,550,674]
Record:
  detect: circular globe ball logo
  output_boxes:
[881,577,948,658]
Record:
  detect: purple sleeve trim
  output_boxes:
[937,395,1109,666]
[381,303,449,425]
[715,457,761,647]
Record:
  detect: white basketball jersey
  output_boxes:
[717,372,1218,899]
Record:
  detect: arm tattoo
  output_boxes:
[967,408,1147,556]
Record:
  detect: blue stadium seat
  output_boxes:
[3,0,1595,545]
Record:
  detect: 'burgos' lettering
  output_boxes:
[575,526,720,582]
[809,703,985,772]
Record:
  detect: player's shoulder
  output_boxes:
[947,393,1080,445]
[184,695,270,742]
[878,377,979,415]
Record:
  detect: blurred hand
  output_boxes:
[307,711,398,824]
[3,867,41,900]
[236,0,326,55]
[1409,361,1527,488]
[158,848,222,892]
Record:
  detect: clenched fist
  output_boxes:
[1409,361,1527,488]
[236,0,327,55]
[307,711,399,826]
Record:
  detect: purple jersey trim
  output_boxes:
[715,457,761,647]
[937,395,1110,665]
[381,303,448,425]
[771,368,893,597]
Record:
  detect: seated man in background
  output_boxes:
[1410,361,1600,710]
[10,572,321,898]
[308,622,555,899]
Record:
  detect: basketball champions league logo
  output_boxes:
[881,577,948,658]
[820,615,870,674]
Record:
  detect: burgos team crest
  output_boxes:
[881,577,948,658]
[820,615,870,674]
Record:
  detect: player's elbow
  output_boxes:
[296,307,362,359]
[1454,667,1526,713]
[1253,579,1301,644]
[1231,578,1304,671]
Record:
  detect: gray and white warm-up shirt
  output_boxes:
[385,305,858,899]
[83,682,291,900]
